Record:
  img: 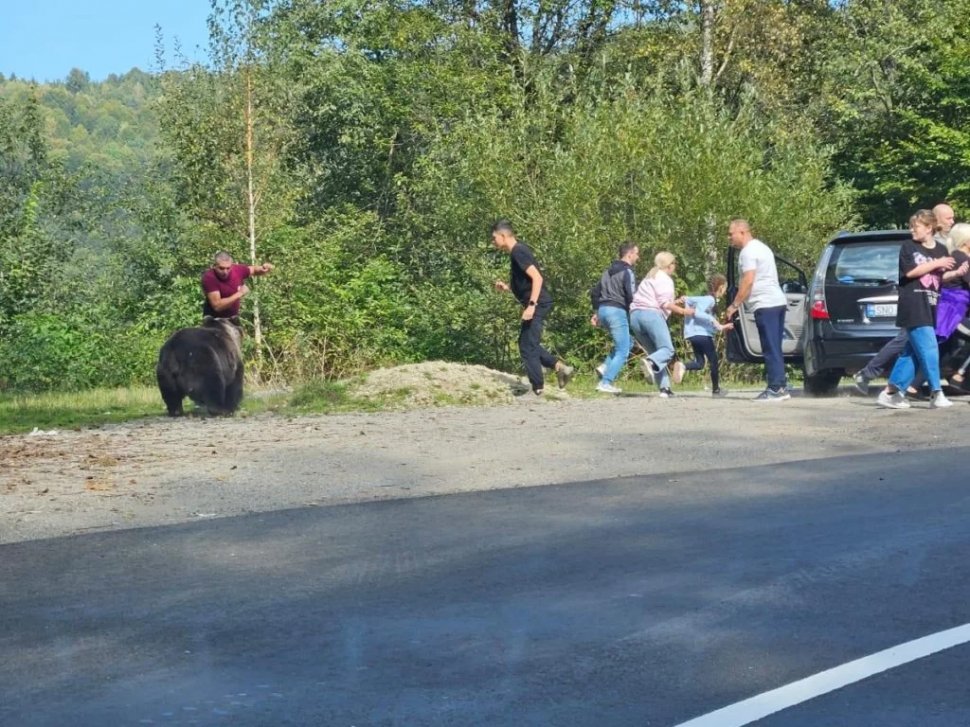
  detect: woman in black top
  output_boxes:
[877,210,958,409]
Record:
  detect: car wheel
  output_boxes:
[803,369,842,397]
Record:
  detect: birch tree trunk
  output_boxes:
[245,67,263,366]
[700,0,716,88]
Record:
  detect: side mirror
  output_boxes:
[782,280,806,294]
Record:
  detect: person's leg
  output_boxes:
[695,336,720,390]
[631,310,666,389]
[887,336,918,393]
[518,308,548,393]
[641,311,674,390]
[598,306,631,384]
[643,312,674,369]
[755,305,787,391]
[531,303,559,372]
[629,310,651,356]
[684,336,707,371]
[860,330,908,380]
[907,325,942,392]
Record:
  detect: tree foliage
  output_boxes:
[2,0,967,393]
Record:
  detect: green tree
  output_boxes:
[400,71,855,365]
[820,0,970,224]
[156,0,299,368]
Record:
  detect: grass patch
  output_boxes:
[0,364,776,437]
[0,384,298,435]
[286,378,384,414]
[0,386,162,435]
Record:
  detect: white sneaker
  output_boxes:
[930,391,953,408]
[876,389,910,409]
[596,382,622,395]
[595,364,606,379]
[640,358,656,385]
[672,361,686,385]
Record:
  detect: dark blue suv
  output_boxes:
[800,230,910,394]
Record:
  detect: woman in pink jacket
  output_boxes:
[629,252,694,398]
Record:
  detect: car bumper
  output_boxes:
[804,333,897,376]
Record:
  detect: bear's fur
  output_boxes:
[156,316,244,416]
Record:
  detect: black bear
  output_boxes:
[156,316,244,416]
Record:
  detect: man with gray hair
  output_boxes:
[201,251,274,319]
[724,218,791,401]
[933,203,955,247]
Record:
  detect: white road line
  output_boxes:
[673,623,970,727]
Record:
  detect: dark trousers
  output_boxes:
[685,335,720,390]
[860,329,908,379]
[754,305,787,390]
[519,302,557,392]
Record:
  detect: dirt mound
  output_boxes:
[352,361,539,407]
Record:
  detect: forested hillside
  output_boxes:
[1,0,968,393]
[0,68,159,178]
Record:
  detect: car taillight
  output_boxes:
[810,297,829,319]
[809,245,834,320]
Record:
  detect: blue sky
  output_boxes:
[0,0,211,82]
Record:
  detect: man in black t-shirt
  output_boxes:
[491,219,574,396]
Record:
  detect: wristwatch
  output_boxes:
[528,300,537,307]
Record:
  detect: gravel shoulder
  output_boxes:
[2,377,962,545]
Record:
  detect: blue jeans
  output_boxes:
[754,305,787,391]
[597,305,631,384]
[860,329,907,379]
[888,325,941,392]
[630,309,673,390]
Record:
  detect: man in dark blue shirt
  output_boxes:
[491,220,573,396]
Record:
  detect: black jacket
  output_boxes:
[590,260,636,311]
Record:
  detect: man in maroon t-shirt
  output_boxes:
[201,251,274,318]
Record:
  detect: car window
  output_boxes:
[827,243,900,285]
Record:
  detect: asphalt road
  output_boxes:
[2,448,969,726]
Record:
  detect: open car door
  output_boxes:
[725,245,808,364]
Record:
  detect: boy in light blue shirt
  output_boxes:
[673,273,733,396]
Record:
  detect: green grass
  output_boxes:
[286,378,385,414]
[0,384,302,435]
[0,367,776,436]
[563,371,735,399]
[0,377,416,435]
[0,386,162,435]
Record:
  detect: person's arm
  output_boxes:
[942,260,968,281]
[725,269,755,321]
[907,256,954,278]
[662,300,695,317]
[206,286,249,312]
[521,265,543,321]
[659,285,694,317]
[590,278,603,310]
[248,262,274,276]
[688,296,716,324]
[623,268,636,310]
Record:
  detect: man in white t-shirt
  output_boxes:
[724,218,791,401]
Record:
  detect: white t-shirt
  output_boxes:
[738,238,787,311]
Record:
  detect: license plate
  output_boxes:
[866,303,896,318]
